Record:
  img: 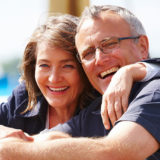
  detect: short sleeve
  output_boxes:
[116,79,160,143]
[138,62,160,82]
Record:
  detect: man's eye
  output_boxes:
[102,41,118,49]
[83,50,95,60]
[101,38,119,50]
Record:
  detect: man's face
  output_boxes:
[75,11,148,94]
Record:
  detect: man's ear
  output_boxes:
[137,35,149,59]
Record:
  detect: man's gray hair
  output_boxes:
[77,5,146,36]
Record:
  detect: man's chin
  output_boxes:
[97,84,109,95]
[98,78,112,94]
[92,77,112,94]
[102,86,109,94]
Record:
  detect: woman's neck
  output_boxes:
[48,105,76,129]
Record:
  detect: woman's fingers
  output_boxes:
[122,93,129,113]
[114,96,122,120]
[101,98,110,130]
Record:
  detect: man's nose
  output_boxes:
[95,48,108,65]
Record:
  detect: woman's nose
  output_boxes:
[48,69,62,83]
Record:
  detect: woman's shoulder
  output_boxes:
[3,82,28,110]
[0,82,28,122]
[10,82,28,101]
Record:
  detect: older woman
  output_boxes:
[0,14,96,136]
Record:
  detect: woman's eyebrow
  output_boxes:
[60,59,75,63]
[36,59,49,63]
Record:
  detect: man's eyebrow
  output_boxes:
[81,46,95,55]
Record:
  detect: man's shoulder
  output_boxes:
[143,58,160,64]
[118,78,160,148]
[129,78,160,103]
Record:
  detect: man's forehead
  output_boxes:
[99,10,118,19]
[78,18,94,33]
[75,18,94,46]
[76,13,129,39]
[79,12,126,31]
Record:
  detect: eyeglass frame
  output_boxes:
[76,35,141,63]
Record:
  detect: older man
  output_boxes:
[1,5,160,160]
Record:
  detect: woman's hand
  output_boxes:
[101,63,146,129]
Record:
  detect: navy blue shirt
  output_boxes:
[0,82,84,135]
[0,83,48,135]
[44,96,111,137]
[45,62,160,159]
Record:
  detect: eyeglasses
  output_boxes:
[77,36,140,63]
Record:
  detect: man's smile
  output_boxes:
[99,67,119,79]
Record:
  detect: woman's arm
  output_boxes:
[101,62,160,129]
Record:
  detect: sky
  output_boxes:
[0,0,160,63]
[0,0,48,63]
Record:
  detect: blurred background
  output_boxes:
[0,0,159,102]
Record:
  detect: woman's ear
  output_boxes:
[137,35,149,60]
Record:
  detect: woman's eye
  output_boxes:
[63,64,75,69]
[39,64,49,68]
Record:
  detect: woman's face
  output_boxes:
[35,42,84,111]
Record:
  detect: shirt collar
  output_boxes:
[15,96,48,118]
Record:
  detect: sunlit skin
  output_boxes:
[76,11,148,94]
[35,42,84,127]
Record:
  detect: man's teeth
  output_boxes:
[100,67,119,78]
[49,87,68,92]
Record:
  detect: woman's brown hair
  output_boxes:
[20,14,97,113]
